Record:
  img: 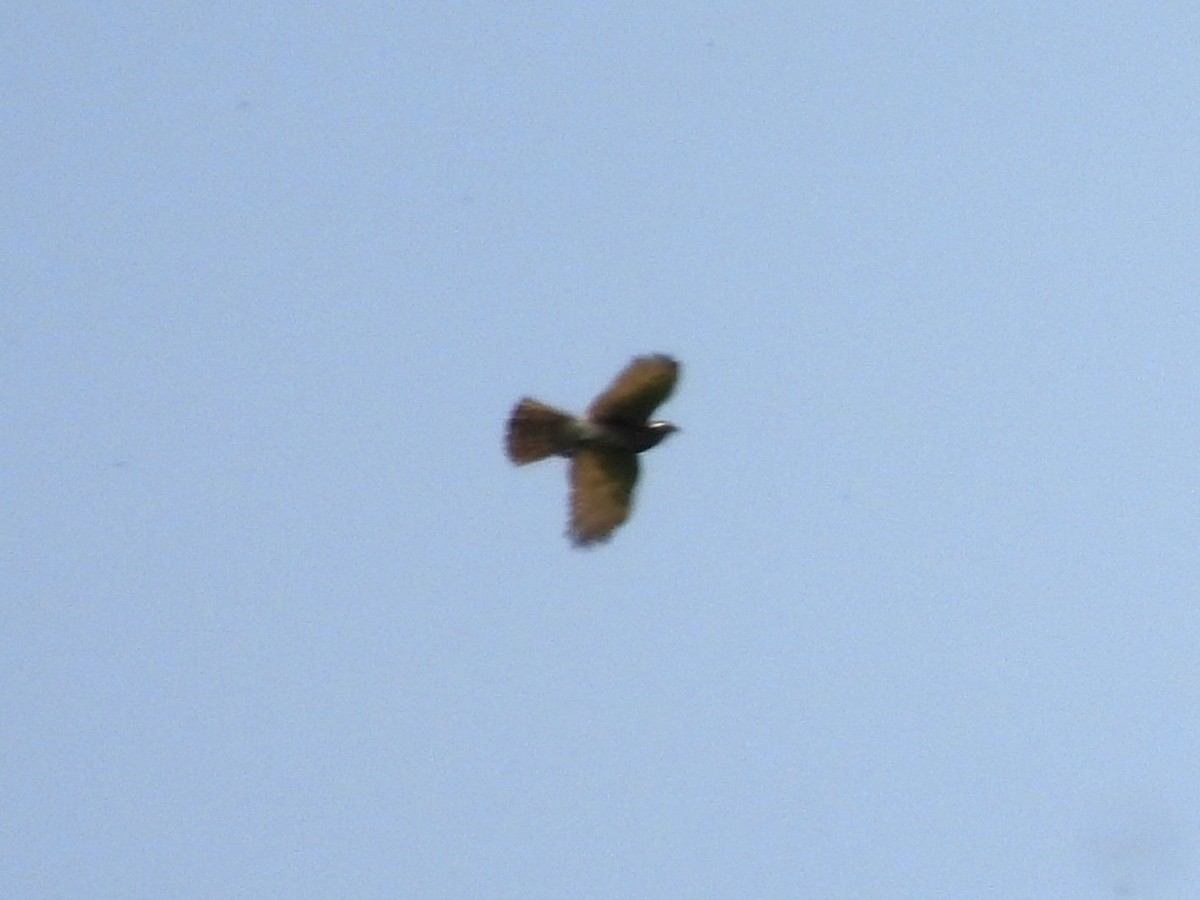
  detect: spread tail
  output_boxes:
[506,398,576,464]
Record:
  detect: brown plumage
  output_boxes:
[505,399,577,464]
[505,354,681,546]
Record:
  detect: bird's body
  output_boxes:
[505,355,680,546]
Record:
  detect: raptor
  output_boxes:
[505,354,681,546]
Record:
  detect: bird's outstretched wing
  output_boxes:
[586,354,679,425]
[568,447,639,546]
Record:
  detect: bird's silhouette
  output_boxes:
[505,354,681,546]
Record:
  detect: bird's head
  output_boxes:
[645,420,680,448]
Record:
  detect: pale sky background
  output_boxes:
[5,4,1200,898]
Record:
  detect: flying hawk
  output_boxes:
[505,354,681,546]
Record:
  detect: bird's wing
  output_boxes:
[568,447,639,546]
[586,354,679,424]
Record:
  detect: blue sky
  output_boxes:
[5,4,1200,897]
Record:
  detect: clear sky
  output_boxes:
[5,4,1199,898]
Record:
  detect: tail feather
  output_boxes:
[506,398,576,464]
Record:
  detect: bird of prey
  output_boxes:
[505,354,681,546]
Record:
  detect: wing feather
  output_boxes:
[586,354,679,424]
[568,448,639,546]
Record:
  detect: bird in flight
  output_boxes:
[505,354,681,546]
